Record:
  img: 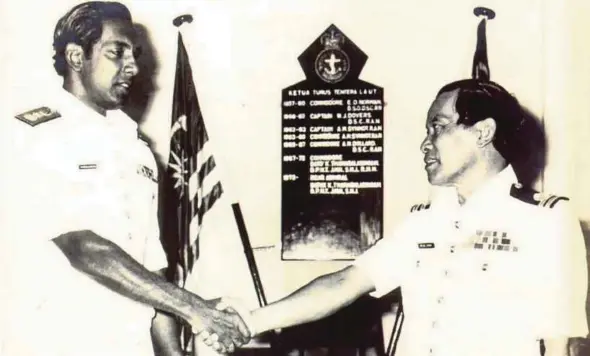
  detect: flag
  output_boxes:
[162,29,271,356]
[164,31,224,293]
[472,16,490,81]
[162,30,226,352]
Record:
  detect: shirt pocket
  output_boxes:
[75,158,131,232]
[411,246,445,288]
[465,246,524,298]
[403,246,446,317]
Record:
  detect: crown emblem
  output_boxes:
[320,30,344,49]
[314,28,350,84]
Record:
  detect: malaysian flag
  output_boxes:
[162,26,269,355]
[163,31,223,290]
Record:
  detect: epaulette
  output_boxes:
[14,106,61,127]
[509,183,569,209]
[410,202,431,213]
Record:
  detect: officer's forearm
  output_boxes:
[151,310,183,356]
[250,266,374,335]
[52,230,206,323]
[151,269,184,356]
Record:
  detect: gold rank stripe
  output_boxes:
[540,195,557,207]
[410,203,430,212]
[539,194,569,208]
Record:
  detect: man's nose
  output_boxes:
[420,136,432,154]
[123,55,139,77]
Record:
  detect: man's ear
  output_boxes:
[474,117,497,147]
[64,43,85,72]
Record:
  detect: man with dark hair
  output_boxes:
[0,2,248,355]
[52,1,134,78]
[215,79,588,356]
[434,79,525,167]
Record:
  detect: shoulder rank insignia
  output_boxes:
[15,106,61,127]
[410,202,431,213]
[509,183,569,208]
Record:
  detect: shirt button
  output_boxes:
[437,296,445,304]
[449,245,455,253]
[454,220,461,229]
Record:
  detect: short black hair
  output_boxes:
[53,1,133,77]
[437,79,525,163]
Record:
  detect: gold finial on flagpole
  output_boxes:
[173,14,193,28]
[474,6,495,20]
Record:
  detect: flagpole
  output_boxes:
[231,203,269,308]
[172,13,193,289]
[472,7,495,81]
[231,202,281,352]
[172,14,195,356]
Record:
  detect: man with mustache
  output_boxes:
[217,79,588,356]
[0,2,249,355]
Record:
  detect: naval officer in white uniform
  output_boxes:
[0,2,249,355]
[214,79,588,356]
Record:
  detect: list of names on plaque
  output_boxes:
[282,88,383,196]
[281,24,384,261]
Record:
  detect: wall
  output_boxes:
[140,0,549,300]
[568,1,590,218]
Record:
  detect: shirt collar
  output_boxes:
[55,89,137,135]
[431,165,518,211]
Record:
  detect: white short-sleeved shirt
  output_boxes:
[0,90,167,355]
[355,166,588,356]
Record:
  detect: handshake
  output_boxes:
[190,297,257,354]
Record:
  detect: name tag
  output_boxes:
[418,242,435,249]
[78,163,98,170]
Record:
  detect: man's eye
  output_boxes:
[107,49,124,58]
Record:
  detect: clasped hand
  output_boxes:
[191,298,254,354]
